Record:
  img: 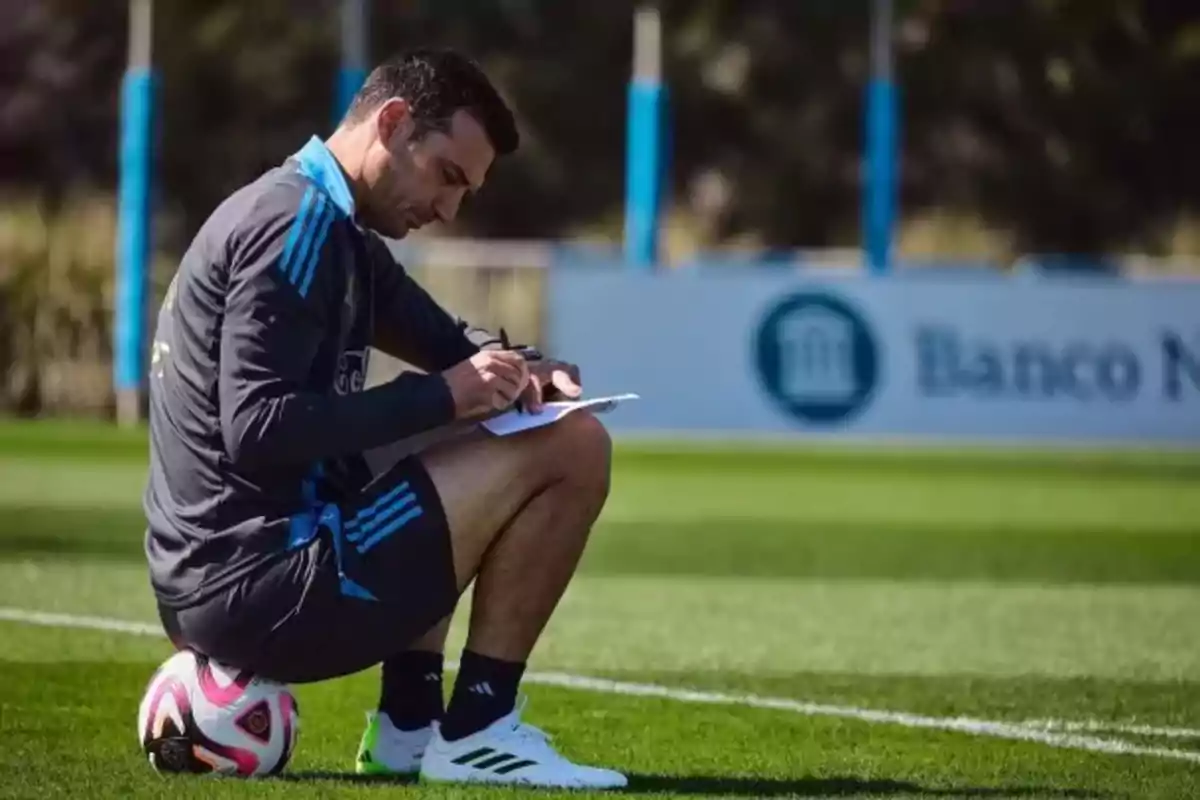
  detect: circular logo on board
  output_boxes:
[754,292,880,425]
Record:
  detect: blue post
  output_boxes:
[863,77,898,274]
[335,0,369,126]
[624,79,664,270]
[863,0,898,274]
[114,66,155,421]
[624,6,665,271]
[335,66,368,123]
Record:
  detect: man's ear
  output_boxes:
[376,98,415,150]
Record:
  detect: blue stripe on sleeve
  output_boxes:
[290,194,329,286]
[298,202,337,298]
[280,187,316,278]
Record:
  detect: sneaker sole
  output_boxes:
[420,762,626,790]
[355,758,420,777]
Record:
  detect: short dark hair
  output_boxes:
[344,48,519,156]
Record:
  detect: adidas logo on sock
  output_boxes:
[467,681,495,697]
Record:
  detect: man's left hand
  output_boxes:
[518,359,582,413]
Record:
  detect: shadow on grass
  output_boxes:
[0,507,145,560]
[276,771,418,786]
[3,504,1199,585]
[277,771,1103,798]
[625,773,1104,797]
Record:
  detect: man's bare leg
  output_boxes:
[425,411,611,647]
[408,616,453,652]
[367,411,608,743]
[417,411,612,739]
[409,411,626,787]
[457,432,610,661]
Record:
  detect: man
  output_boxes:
[144,48,625,790]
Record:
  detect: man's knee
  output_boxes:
[540,411,612,497]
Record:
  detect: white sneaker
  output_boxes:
[419,699,627,789]
[354,711,433,776]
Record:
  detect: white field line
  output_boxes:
[1019,718,1200,740]
[0,607,164,636]
[522,671,1200,765]
[2,606,1198,764]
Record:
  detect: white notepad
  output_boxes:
[482,393,640,437]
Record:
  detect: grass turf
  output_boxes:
[0,419,1197,798]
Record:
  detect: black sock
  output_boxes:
[440,650,526,741]
[378,651,445,731]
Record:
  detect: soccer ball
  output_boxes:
[136,649,299,777]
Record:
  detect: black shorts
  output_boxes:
[157,455,458,684]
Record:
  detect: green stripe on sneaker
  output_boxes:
[356,753,404,777]
[493,758,538,775]
[354,714,387,775]
[451,747,494,765]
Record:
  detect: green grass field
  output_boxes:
[0,419,1197,799]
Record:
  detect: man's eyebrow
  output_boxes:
[441,158,476,193]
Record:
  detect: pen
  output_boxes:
[500,328,543,362]
[499,328,543,413]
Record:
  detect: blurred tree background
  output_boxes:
[4,0,1200,254]
[1,0,1199,414]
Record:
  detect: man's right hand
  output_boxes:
[441,350,530,419]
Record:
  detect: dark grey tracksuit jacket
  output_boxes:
[144,136,499,610]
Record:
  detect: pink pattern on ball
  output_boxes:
[272,692,298,775]
[195,658,255,707]
[200,740,260,776]
[280,692,295,744]
[143,676,191,742]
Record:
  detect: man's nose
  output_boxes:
[434,191,464,223]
